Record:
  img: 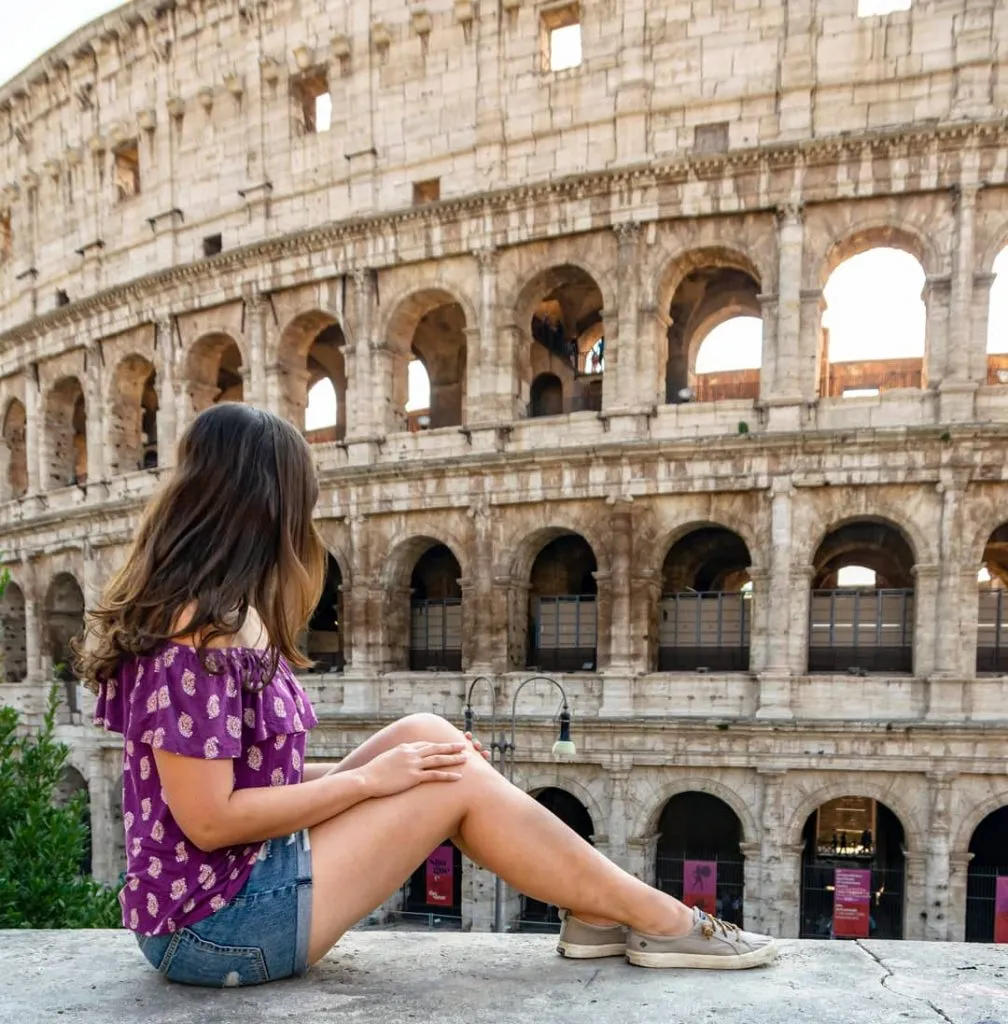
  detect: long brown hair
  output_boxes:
[73,403,326,691]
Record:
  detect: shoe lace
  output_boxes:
[700,912,740,941]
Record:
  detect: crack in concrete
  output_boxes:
[855,942,955,1024]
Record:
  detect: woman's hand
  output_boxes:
[358,741,468,799]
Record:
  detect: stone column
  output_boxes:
[604,765,634,871]
[924,275,953,394]
[602,222,643,413]
[342,512,379,714]
[23,366,40,494]
[84,342,104,487]
[154,317,178,467]
[739,840,762,930]
[747,568,770,676]
[912,562,940,684]
[466,246,501,427]
[947,851,974,942]
[639,304,671,408]
[903,849,928,941]
[499,322,527,421]
[756,479,796,719]
[940,183,980,422]
[756,291,780,398]
[246,293,268,410]
[763,204,805,430]
[969,272,997,385]
[23,591,41,683]
[349,269,378,445]
[600,500,634,715]
[921,771,955,942]
[461,858,497,932]
[798,288,825,403]
[592,569,613,672]
[466,497,495,673]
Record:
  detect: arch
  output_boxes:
[507,522,609,585]
[44,376,87,489]
[796,509,929,573]
[276,309,346,364]
[815,222,938,289]
[381,531,470,591]
[510,258,615,327]
[379,284,478,351]
[292,317,348,442]
[185,332,244,412]
[517,773,608,835]
[652,244,765,321]
[784,781,920,854]
[953,792,1008,856]
[0,578,27,681]
[965,803,1008,943]
[43,572,85,683]
[409,543,464,671]
[810,518,916,589]
[632,777,759,847]
[647,518,762,583]
[529,372,564,418]
[1,397,27,499]
[305,552,344,673]
[107,352,158,474]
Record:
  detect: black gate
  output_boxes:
[966,866,1004,942]
[800,862,905,939]
[655,853,745,926]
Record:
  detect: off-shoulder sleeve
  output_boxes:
[125,647,244,759]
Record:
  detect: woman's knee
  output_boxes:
[393,712,463,744]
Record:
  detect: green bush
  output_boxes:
[0,687,121,928]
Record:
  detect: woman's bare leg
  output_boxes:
[307,714,692,965]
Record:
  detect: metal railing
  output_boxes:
[410,598,463,671]
[977,589,1008,673]
[965,865,1005,942]
[808,589,914,673]
[658,592,751,672]
[529,595,597,672]
[799,862,905,940]
[655,852,746,926]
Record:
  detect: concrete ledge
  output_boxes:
[0,932,1006,1024]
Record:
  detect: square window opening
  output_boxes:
[413,178,441,205]
[541,3,581,73]
[113,142,140,202]
[857,0,911,16]
[55,289,70,308]
[203,233,223,258]
[292,70,331,134]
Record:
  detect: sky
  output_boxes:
[0,2,125,88]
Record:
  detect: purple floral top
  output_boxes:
[94,643,318,937]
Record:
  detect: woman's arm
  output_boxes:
[302,762,343,782]
[153,740,467,853]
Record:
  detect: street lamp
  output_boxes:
[462,673,577,932]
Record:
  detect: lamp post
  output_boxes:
[462,674,576,933]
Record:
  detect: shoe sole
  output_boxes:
[556,941,627,959]
[625,942,778,970]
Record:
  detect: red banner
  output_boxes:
[833,867,872,939]
[683,860,717,916]
[425,844,454,906]
[995,876,1008,944]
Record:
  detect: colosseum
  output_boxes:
[1,0,1007,942]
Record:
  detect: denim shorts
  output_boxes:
[136,829,313,987]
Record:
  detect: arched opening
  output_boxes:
[800,797,905,940]
[0,579,27,681]
[977,524,1008,674]
[186,333,244,417]
[108,355,158,475]
[410,544,463,671]
[529,373,564,418]
[965,805,1008,942]
[819,247,926,398]
[655,792,746,926]
[52,766,92,877]
[986,248,1008,385]
[304,554,343,673]
[45,377,87,488]
[664,255,762,404]
[386,291,468,433]
[44,573,85,718]
[519,789,594,931]
[527,534,597,671]
[524,265,605,416]
[400,841,463,927]
[658,527,752,672]
[808,520,916,673]
[304,323,347,443]
[1,399,27,499]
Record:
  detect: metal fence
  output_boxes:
[410,598,463,671]
[655,853,746,926]
[799,862,905,939]
[658,592,751,672]
[977,590,1008,673]
[529,595,597,672]
[808,589,914,673]
[965,866,1004,942]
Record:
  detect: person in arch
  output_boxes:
[75,404,776,989]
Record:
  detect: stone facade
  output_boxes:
[0,0,1007,941]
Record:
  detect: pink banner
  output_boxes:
[995,876,1008,944]
[425,844,454,906]
[683,860,717,916]
[833,867,872,939]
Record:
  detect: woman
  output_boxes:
[75,403,776,988]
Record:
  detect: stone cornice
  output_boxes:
[3,117,1008,349]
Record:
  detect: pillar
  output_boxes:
[84,342,103,487]
[739,840,761,930]
[341,511,379,714]
[756,291,780,398]
[924,275,952,393]
[154,317,178,467]
[756,479,796,719]
[246,293,268,411]
[930,474,974,693]
[969,272,997,386]
[912,562,940,683]
[903,849,927,941]
[756,770,794,936]
[600,500,634,715]
[941,183,980,419]
[947,851,974,942]
[602,222,643,413]
[765,203,805,420]
[921,771,955,942]
[24,591,41,683]
[799,288,825,403]
[466,246,502,427]
[467,498,495,672]
[23,366,40,494]
[349,269,378,443]
[604,766,633,871]
[640,304,671,407]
